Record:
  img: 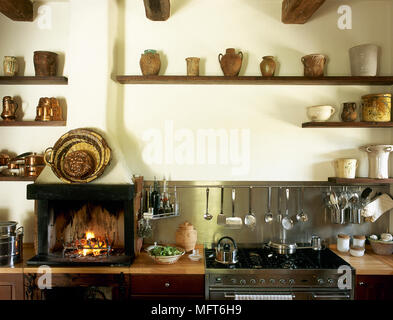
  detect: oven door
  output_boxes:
[209,289,352,300]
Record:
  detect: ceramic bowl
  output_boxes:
[147,247,185,265]
[307,105,336,122]
[368,238,393,255]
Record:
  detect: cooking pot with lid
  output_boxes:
[215,236,238,264]
[0,226,23,266]
[0,221,18,236]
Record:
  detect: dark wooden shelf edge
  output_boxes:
[302,122,393,128]
[0,76,68,85]
[328,177,393,185]
[0,176,36,182]
[116,75,393,85]
[0,121,66,127]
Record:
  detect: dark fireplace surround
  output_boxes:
[26,183,135,266]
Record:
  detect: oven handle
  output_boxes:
[224,293,296,300]
[312,293,351,299]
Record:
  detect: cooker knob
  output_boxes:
[269,279,276,284]
[259,279,265,284]
[240,279,246,285]
[317,278,325,285]
[327,278,334,285]
[289,279,295,285]
[230,278,237,284]
[250,279,256,285]
[279,279,286,284]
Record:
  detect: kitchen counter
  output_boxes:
[1,244,205,275]
[330,245,393,275]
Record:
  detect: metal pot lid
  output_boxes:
[0,221,18,227]
[268,241,297,250]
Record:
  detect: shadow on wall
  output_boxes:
[0,208,10,221]
[171,0,193,18]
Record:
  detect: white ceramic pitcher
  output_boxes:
[360,145,393,179]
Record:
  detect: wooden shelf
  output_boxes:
[116,75,393,85]
[0,76,68,85]
[0,176,36,182]
[302,122,393,128]
[328,177,393,185]
[0,120,66,127]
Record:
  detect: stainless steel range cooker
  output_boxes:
[205,244,355,300]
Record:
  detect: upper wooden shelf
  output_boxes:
[302,122,393,128]
[0,176,35,182]
[0,121,66,127]
[328,177,393,185]
[0,76,68,85]
[116,76,393,86]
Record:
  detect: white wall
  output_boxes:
[0,0,392,241]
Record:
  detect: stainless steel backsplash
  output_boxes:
[142,181,390,246]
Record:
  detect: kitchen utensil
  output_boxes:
[282,188,294,230]
[296,187,308,222]
[311,235,322,250]
[348,190,360,224]
[268,241,297,255]
[0,221,18,236]
[0,226,23,266]
[217,186,226,225]
[264,187,273,223]
[204,188,213,220]
[44,128,111,183]
[215,236,238,264]
[244,187,256,229]
[226,189,243,228]
[306,105,335,122]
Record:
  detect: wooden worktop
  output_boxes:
[0,244,205,275]
[330,245,393,275]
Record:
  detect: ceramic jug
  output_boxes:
[3,56,18,76]
[1,96,18,121]
[349,44,379,76]
[139,50,161,76]
[175,221,197,252]
[260,56,276,76]
[341,102,357,122]
[360,145,393,179]
[218,48,243,77]
[186,57,200,76]
[301,54,326,77]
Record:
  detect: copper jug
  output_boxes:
[35,97,53,121]
[1,96,18,121]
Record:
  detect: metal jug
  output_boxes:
[1,96,18,121]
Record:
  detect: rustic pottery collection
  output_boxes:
[361,93,391,122]
[140,50,161,76]
[218,48,243,76]
[334,158,358,179]
[175,221,197,252]
[301,54,327,77]
[341,102,357,122]
[185,57,200,76]
[360,145,393,179]
[3,56,18,76]
[349,44,379,76]
[33,51,58,77]
[1,96,18,121]
[260,56,276,76]
[306,105,335,122]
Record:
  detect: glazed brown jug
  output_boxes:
[260,56,276,77]
[301,54,327,77]
[341,102,357,122]
[140,50,161,76]
[1,96,18,121]
[218,48,243,77]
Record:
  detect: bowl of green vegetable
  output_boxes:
[147,245,185,264]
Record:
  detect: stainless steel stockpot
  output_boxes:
[0,221,18,236]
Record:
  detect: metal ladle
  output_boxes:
[204,188,213,220]
[264,187,273,223]
[282,188,294,230]
[244,187,256,229]
[296,187,308,222]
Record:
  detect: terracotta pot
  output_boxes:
[34,51,58,77]
[175,221,197,252]
[186,57,200,76]
[260,56,276,77]
[301,54,326,77]
[349,44,379,76]
[361,93,391,122]
[341,102,357,122]
[139,50,161,76]
[218,48,243,77]
[3,56,18,76]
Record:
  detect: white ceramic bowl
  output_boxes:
[307,105,336,122]
[147,246,185,265]
[349,246,365,257]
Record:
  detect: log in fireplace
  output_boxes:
[26,184,135,266]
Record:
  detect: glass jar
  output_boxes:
[337,234,350,252]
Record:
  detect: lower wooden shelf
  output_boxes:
[0,120,66,127]
[303,122,393,128]
[0,176,36,182]
[328,177,393,185]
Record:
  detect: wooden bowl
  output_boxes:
[369,238,393,255]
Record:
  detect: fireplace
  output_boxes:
[26,184,135,266]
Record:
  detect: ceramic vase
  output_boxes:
[260,56,276,76]
[301,54,326,77]
[349,44,379,76]
[186,57,200,76]
[175,221,197,252]
[218,48,243,77]
[361,93,391,122]
[341,102,357,122]
[334,159,358,179]
[3,56,18,76]
[360,145,393,179]
[140,50,161,76]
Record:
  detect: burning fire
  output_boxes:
[77,231,109,257]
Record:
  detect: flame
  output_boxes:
[76,231,108,257]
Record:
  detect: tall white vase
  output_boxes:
[360,145,393,179]
[349,44,379,76]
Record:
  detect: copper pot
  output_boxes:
[24,154,44,167]
[0,154,10,166]
[35,97,53,121]
[34,51,58,77]
[1,96,18,121]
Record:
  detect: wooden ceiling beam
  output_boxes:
[0,0,33,21]
[282,0,325,24]
[143,0,170,21]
